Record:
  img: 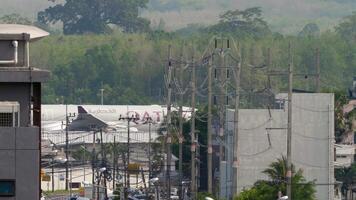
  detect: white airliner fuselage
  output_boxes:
[41,104,191,132]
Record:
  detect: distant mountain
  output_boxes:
[0,0,57,19]
[145,0,356,34]
[1,0,356,34]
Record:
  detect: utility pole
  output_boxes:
[65,104,75,191]
[232,49,242,195]
[207,54,213,194]
[99,129,108,200]
[286,42,293,200]
[217,39,226,166]
[119,114,137,198]
[147,117,152,187]
[315,48,320,93]
[70,160,72,197]
[263,44,299,200]
[100,89,104,105]
[166,44,173,199]
[51,158,54,192]
[83,145,86,182]
[100,82,104,105]
[113,136,116,190]
[267,48,272,90]
[126,119,131,195]
[178,47,184,199]
[92,131,96,199]
[190,48,197,200]
[65,104,69,191]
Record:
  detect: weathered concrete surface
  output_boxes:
[222,93,334,200]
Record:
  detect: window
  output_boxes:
[69,182,81,189]
[0,102,20,127]
[0,113,13,127]
[0,180,15,196]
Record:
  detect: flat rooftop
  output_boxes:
[0,67,50,82]
[0,24,49,41]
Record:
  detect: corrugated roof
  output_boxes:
[0,24,49,41]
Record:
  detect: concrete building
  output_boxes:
[0,25,49,200]
[334,144,355,168]
[221,93,334,200]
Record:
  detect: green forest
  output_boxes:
[1,1,355,105]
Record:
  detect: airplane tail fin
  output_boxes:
[78,106,88,114]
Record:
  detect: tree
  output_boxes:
[336,11,356,43]
[170,106,213,191]
[235,156,316,200]
[0,13,32,25]
[299,23,320,37]
[113,183,124,200]
[208,7,271,38]
[38,0,150,34]
[334,90,349,143]
[335,163,356,199]
[197,192,215,200]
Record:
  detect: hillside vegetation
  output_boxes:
[2,0,356,33]
[1,1,355,105]
[30,28,355,104]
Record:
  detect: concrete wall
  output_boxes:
[0,83,31,126]
[0,40,26,67]
[0,127,39,200]
[222,93,334,200]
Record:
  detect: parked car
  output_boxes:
[69,197,90,200]
[128,194,148,200]
[170,195,179,199]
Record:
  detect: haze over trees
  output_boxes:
[1,0,356,197]
[208,7,271,38]
[336,11,356,43]
[24,5,356,104]
[2,0,356,33]
[38,0,150,34]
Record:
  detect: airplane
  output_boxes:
[41,104,192,132]
[68,105,160,132]
[42,104,165,132]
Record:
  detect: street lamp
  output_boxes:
[80,145,87,182]
[53,156,73,196]
[99,167,107,173]
[149,177,160,200]
[54,157,73,197]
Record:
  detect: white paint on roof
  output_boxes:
[0,24,49,41]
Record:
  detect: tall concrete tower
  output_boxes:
[0,24,50,200]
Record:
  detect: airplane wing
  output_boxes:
[42,121,65,132]
[68,106,108,131]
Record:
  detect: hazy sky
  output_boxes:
[1,0,355,34]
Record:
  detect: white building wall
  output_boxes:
[223,93,334,200]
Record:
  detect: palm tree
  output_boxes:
[335,163,356,199]
[262,156,316,200]
[336,167,351,198]
[235,156,316,200]
[262,156,291,183]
